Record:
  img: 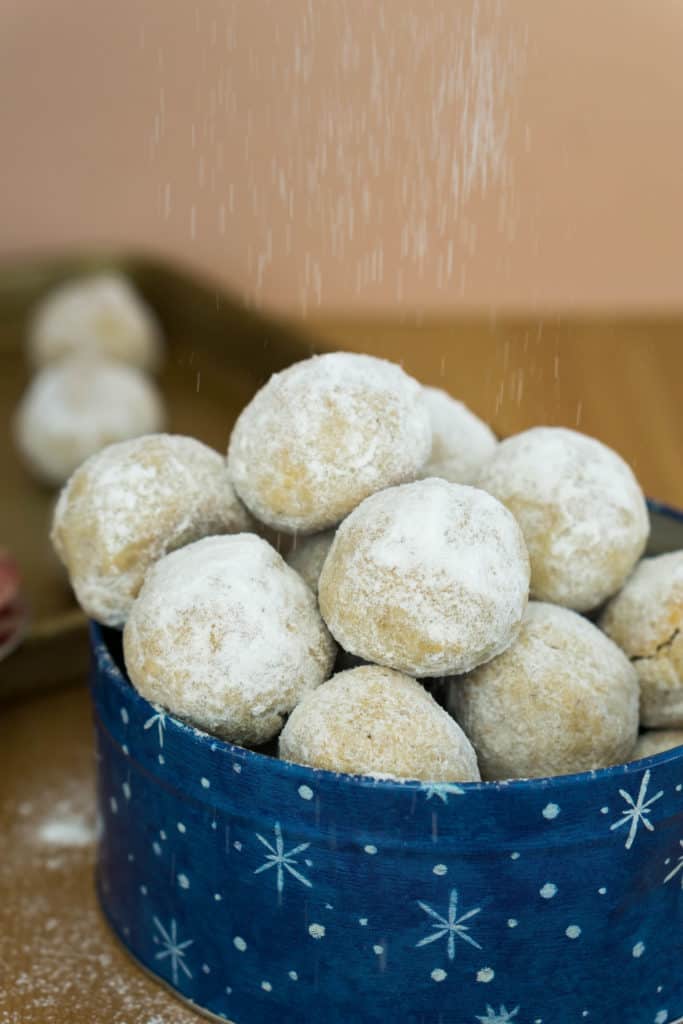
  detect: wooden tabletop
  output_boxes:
[1,322,682,1023]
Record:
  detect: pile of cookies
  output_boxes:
[51,351,683,781]
[15,273,165,486]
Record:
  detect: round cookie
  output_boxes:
[14,355,164,486]
[124,534,336,746]
[600,552,683,728]
[51,434,251,627]
[420,387,497,484]
[227,352,432,533]
[448,601,639,780]
[28,273,162,371]
[630,730,683,761]
[279,665,480,782]
[286,530,335,595]
[318,478,530,677]
[477,427,649,611]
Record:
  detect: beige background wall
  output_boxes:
[2,0,683,315]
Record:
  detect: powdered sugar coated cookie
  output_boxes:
[478,427,649,611]
[601,552,683,727]
[51,434,251,627]
[318,478,530,677]
[14,355,164,486]
[227,352,432,533]
[449,602,639,779]
[420,387,497,484]
[279,665,480,781]
[28,273,162,371]
[124,534,336,746]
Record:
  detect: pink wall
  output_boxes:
[2,0,683,315]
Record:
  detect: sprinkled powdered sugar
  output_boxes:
[286,529,336,595]
[28,272,163,372]
[419,387,498,485]
[227,352,432,533]
[449,602,639,780]
[318,478,530,677]
[1,765,193,1024]
[51,434,252,628]
[478,427,649,612]
[123,534,336,746]
[600,552,683,728]
[280,665,480,782]
[37,814,100,848]
[14,355,165,487]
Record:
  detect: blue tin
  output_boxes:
[92,502,683,1024]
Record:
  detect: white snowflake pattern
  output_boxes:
[609,770,663,850]
[254,822,312,894]
[144,705,167,748]
[663,840,683,888]
[153,916,193,986]
[416,887,481,960]
[421,782,465,803]
[476,1006,520,1024]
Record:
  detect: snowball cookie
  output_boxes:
[319,479,530,677]
[285,530,335,595]
[14,355,164,486]
[28,273,162,371]
[124,534,336,746]
[600,552,683,728]
[631,730,683,761]
[227,352,432,533]
[279,665,480,781]
[448,602,639,780]
[478,427,649,612]
[420,387,497,484]
[51,434,252,627]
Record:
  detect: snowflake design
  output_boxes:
[476,1006,520,1024]
[254,822,312,894]
[421,782,465,803]
[144,705,167,748]
[609,769,663,850]
[153,916,193,986]
[416,887,481,959]
[663,840,683,888]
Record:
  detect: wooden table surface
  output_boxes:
[1,322,682,1024]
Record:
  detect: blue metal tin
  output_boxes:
[92,503,683,1024]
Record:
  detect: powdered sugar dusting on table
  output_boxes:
[0,737,194,1024]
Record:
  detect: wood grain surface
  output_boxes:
[1,315,682,1023]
